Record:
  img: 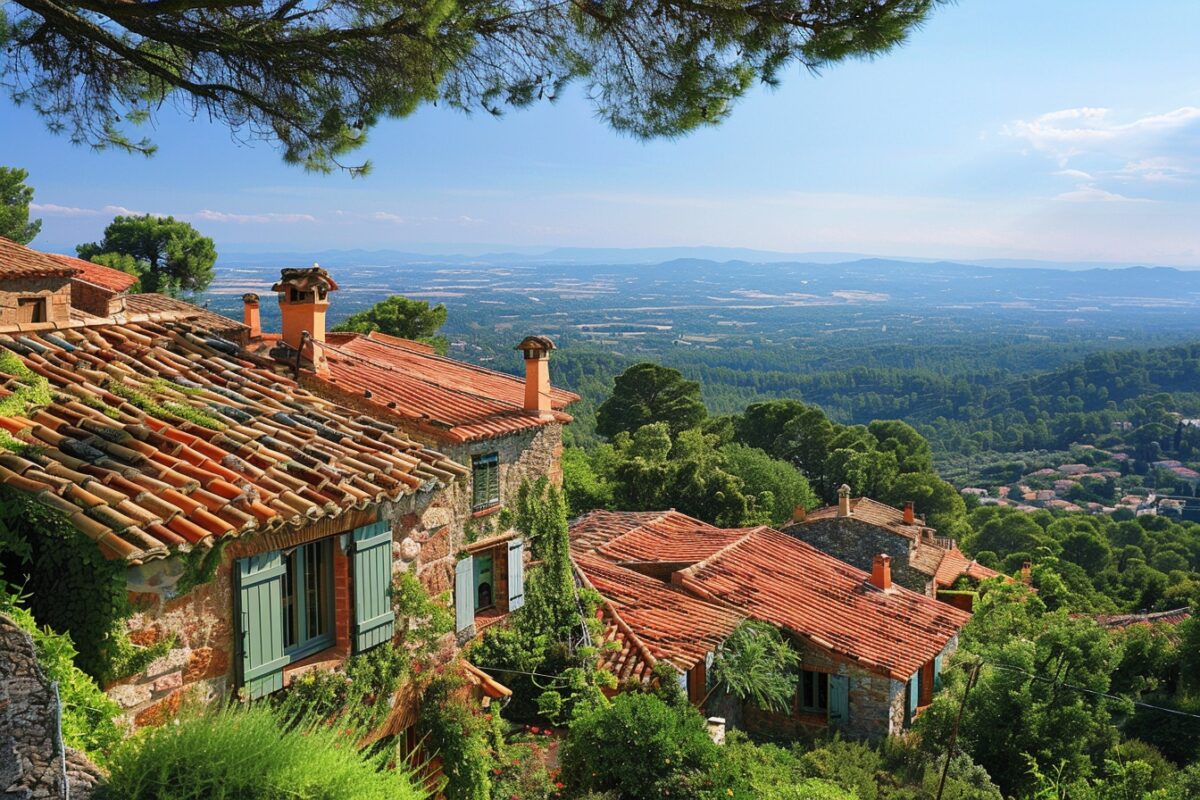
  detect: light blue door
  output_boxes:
[828,675,849,727]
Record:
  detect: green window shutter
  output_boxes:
[828,674,849,727]
[472,453,500,509]
[507,538,525,611]
[906,672,919,724]
[455,556,474,633]
[237,551,289,700]
[933,655,943,692]
[352,520,395,653]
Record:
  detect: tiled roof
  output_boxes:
[46,253,139,293]
[317,333,578,443]
[0,316,464,563]
[803,497,933,541]
[0,236,79,279]
[571,509,753,565]
[1090,607,1192,629]
[316,333,578,443]
[932,547,1001,589]
[675,527,970,680]
[575,553,742,671]
[125,294,247,336]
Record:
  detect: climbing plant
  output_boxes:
[0,486,159,682]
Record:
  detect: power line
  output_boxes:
[949,656,1200,721]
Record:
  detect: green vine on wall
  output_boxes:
[173,539,228,597]
[0,486,159,683]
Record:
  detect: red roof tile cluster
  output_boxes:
[932,547,1001,589]
[1090,607,1192,629]
[0,314,464,563]
[570,509,968,681]
[804,496,933,540]
[318,333,578,443]
[125,294,247,336]
[572,509,753,565]
[575,553,742,671]
[676,527,970,680]
[0,236,80,279]
[46,253,139,293]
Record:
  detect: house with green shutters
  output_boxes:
[0,239,570,726]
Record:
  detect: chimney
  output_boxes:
[271,265,338,377]
[515,336,556,417]
[1021,561,1033,585]
[871,554,892,591]
[837,484,852,517]
[791,505,807,523]
[242,293,261,340]
[903,500,915,525]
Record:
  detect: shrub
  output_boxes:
[99,704,425,800]
[418,672,493,800]
[561,692,718,800]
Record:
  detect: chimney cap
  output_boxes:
[515,335,556,353]
[838,484,851,496]
[242,292,260,304]
[271,266,339,294]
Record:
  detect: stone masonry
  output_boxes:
[0,615,104,800]
[788,518,930,594]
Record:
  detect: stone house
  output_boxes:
[0,241,572,727]
[569,510,969,739]
[784,487,999,603]
[237,268,578,640]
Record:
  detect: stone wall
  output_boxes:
[740,635,908,741]
[786,519,929,594]
[410,424,564,596]
[0,277,71,326]
[0,615,104,800]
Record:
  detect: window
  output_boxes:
[473,552,494,610]
[472,452,500,510]
[281,539,333,660]
[17,297,46,323]
[799,669,829,713]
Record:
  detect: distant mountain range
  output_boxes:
[217,245,1198,272]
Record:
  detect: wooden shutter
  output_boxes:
[352,520,395,653]
[828,674,849,726]
[237,551,289,699]
[507,538,525,611]
[455,556,474,633]
[906,672,919,724]
[933,654,943,692]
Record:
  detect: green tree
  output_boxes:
[3,2,947,172]
[0,166,41,244]
[596,363,707,439]
[331,295,448,352]
[720,442,818,524]
[868,419,934,474]
[915,582,1126,796]
[561,692,720,800]
[881,471,970,541]
[77,214,216,295]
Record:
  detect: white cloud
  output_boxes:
[1052,168,1095,180]
[370,211,406,223]
[1004,106,1200,155]
[1055,185,1151,203]
[194,209,317,224]
[29,203,99,217]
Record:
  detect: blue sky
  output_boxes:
[5,0,1200,264]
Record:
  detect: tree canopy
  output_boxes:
[2,1,945,172]
[0,166,41,244]
[77,214,215,295]
[596,362,706,439]
[331,295,447,352]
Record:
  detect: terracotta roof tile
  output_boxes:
[675,527,970,680]
[0,315,465,563]
[1089,607,1192,629]
[124,294,248,335]
[0,237,80,279]
[803,496,934,541]
[46,253,139,293]
[932,547,1001,589]
[318,333,578,443]
[575,553,742,671]
[570,508,752,565]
